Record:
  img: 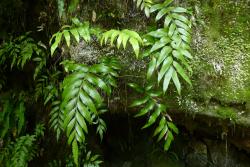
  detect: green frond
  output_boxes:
[60,60,120,165]
[129,82,178,151]
[50,18,91,56]
[143,0,192,94]
[101,29,143,58]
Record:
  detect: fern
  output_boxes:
[0,98,26,139]
[1,124,45,167]
[49,100,64,140]
[83,151,103,167]
[129,82,179,151]
[34,68,62,104]
[60,58,120,165]
[133,0,154,17]
[143,0,192,94]
[9,135,36,167]
[50,18,91,56]
[101,29,143,58]
[0,33,47,79]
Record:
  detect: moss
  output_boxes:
[214,106,238,121]
[190,0,250,105]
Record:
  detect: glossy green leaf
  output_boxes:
[130,96,150,107]
[171,70,181,94]
[156,46,172,68]
[158,57,173,83]
[147,56,157,79]
[70,28,80,43]
[63,30,71,47]
[173,61,191,85]
[134,100,155,117]
[129,37,140,58]
[163,66,174,93]
[164,131,173,151]
[72,140,79,166]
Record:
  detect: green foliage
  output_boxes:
[83,151,103,167]
[0,33,47,79]
[50,18,91,56]
[49,100,64,140]
[59,57,120,165]
[129,82,178,151]
[0,96,26,139]
[35,69,62,104]
[143,0,192,94]
[101,29,143,58]
[133,0,154,17]
[0,124,45,167]
[8,135,36,167]
[57,0,65,18]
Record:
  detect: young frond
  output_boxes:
[50,18,91,56]
[101,29,143,58]
[133,0,154,17]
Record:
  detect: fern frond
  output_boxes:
[101,29,143,58]
[60,59,119,165]
[10,135,36,167]
[50,18,91,56]
[129,82,178,151]
[133,0,154,17]
[144,0,192,94]
[49,100,64,140]
[83,151,103,167]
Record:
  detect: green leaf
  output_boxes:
[147,56,157,79]
[157,124,168,142]
[142,104,162,129]
[172,13,190,24]
[153,117,166,136]
[173,61,191,85]
[172,70,181,94]
[134,100,155,117]
[156,46,172,68]
[163,0,174,6]
[128,83,144,93]
[72,140,79,166]
[180,49,193,59]
[145,7,150,17]
[163,66,174,93]
[78,26,91,42]
[167,121,179,134]
[175,20,191,32]
[70,28,80,43]
[172,7,187,13]
[129,37,140,58]
[150,4,163,13]
[164,131,173,151]
[164,15,172,28]
[130,96,150,107]
[150,40,167,53]
[63,30,71,47]
[110,31,120,46]
[158,57,173,83]
[85,73,111,96]
[82,81,102,105]
[168,23,176,37]
[51,33,62,56]
[156,7,172,21]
